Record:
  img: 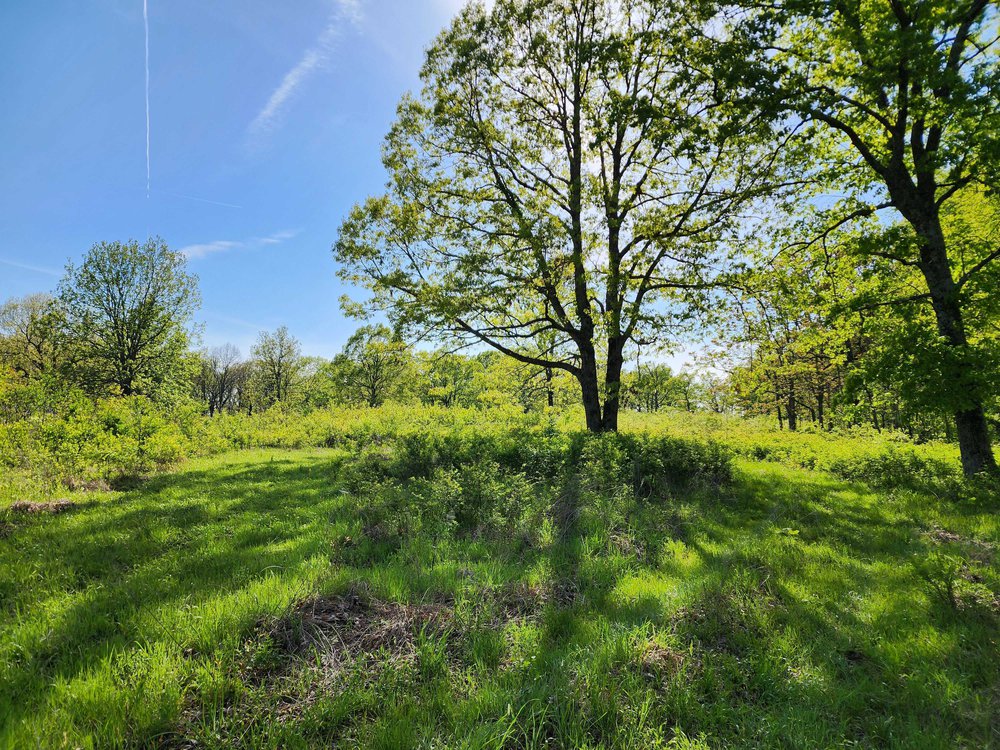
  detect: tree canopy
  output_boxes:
[726,0,1000,472]
[56,238,199,400]
[335,0,779,432]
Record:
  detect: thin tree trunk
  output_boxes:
[786,384,797,432]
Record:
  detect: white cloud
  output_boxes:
[255,229,299,245]
[179,230,299,260]
[179,240,243,260]
[246,0,363,146]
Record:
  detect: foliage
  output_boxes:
[0,293,64,378]
[726,0,1000,474]
[250,326,303,408]
[332,324,409,407]
[192,343,249,416]
[335,0,779,431]
[56,238,199,401]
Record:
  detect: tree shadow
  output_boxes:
[0,454,346,729]
[2,452,996,747]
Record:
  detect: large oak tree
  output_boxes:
[335,0,778,431]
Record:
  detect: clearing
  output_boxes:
[1,436,997,748]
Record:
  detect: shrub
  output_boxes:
[827,446,959,490]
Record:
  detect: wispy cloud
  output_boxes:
[0,257,61,277]
[179,240,243,260]
[255,229,299,245]
[201,310,265,330]
[151,188,243,209]
[179,229,299,260]
[246,1,362,147]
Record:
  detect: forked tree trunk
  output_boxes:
[576,341,625,433]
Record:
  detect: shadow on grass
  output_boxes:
[1,451,997,748]
[0,455,345,725]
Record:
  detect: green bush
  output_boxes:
[828,445,959,490]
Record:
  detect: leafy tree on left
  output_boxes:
[0,293,65,378]
[57,238,200,401]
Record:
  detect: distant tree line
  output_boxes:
[0,239,715,420]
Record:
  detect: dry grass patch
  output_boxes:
[262,588,453,675]
[8,499,77,514]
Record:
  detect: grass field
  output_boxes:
[1,415,998,748]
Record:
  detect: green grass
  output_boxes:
[1,426,998,748]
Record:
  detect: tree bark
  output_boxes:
[785,384,798,431]
[912,213,997,475]
[600,340,625,432]
[579,372,603,432]
[578,344,603,432]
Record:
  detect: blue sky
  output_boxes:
[0,0,467,357]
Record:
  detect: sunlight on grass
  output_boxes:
[1,438,996,748]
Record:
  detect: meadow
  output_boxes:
[1,406,997,748]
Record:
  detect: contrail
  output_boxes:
[151,188,243,209]
[144,0,150,198]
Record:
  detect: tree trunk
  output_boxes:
[578,345,603,432]
[867,389,879,431]
[954,408,996,476]
[889,177,997,476]
[785,385,798,432]
[918,227,996,475]
[600,341,624,432]
[579,373,603,432]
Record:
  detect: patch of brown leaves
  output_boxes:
[927,525,995,563]
[63,477,110,492]
[609,531,645,561]
[492,580,549,622]
[8,499,76,514]
[267,588,453,673]
[640,642,688,677]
